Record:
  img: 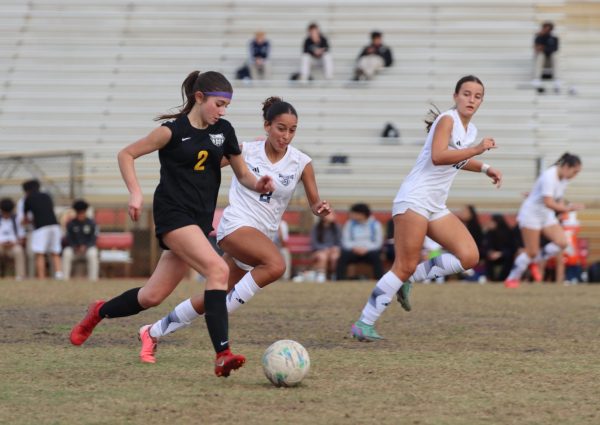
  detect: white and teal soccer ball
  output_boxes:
[262,340,310,387]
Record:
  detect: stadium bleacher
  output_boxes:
[1,0,599,260]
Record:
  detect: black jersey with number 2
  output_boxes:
[153,116,241,239]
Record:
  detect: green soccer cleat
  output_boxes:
[351,320,384,342]
[396,282,412,312]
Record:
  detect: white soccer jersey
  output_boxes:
[217,140,311,242]
[393,109,478,212]
[518,165,569,218]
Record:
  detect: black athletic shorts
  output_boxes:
[153,207,213,250]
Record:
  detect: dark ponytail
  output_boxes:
[156,71,233,121]
[555,152,581,168]
[262,96,298,123]
[424,75,484,133]
[424,104,442,133]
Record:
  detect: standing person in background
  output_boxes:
[353,31,393,81]
[0,198,26,280]
[22,179,63,280]
[533,22,560,92]
[70,71,275,377]
[62,199,99,282]
[310,212,341,282]
[336,203,384,281]
[505,153,583,288]
[248,31,271,80]
[300,23,334,82]
[351,75,503,341]
[137,96,331,364]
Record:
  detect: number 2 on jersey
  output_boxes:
[194,150,208,171]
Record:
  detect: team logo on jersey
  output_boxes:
[209,133,225,147]
[278,173,295,186]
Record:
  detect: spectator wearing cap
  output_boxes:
[0,198,26,280]
[62,200,99,281]
[336,203,384,280]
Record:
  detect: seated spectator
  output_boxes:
[483,214,518,282]
[457,204,486,280]
[22,179,63,280]
[300,22,334,82]
[274,219,291,280]
[533,21,560,92]
[336,203,384,280]
[0,198,26,280]
[310,212,341,282]
[248,30,271,80]
[353,31,393,81]
[62,199,99,281]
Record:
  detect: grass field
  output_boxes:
[1,278,599,425]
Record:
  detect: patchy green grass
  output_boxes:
[1,279,599,425]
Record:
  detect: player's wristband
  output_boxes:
[481,163,491,174]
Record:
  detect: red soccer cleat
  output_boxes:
[70,300,105,346]
[214,348,246,377]
[138,325,158,364]
[504,279,520,289]
[529,263,542,282]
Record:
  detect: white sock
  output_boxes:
[409,253,465,283]
[149,298,200,339]
[359,271,403,325]
[226,271,261,313]
[507,252,532,281]
[541,242,561,260]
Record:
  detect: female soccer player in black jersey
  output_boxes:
[70,70,274,377]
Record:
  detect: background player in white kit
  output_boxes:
[504,153,583,288]
[351,75,503,341]
[138,96,331,363]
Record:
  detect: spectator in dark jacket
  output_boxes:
[484,214,519,282]
[353,31,393,81]
[62,199,99,281]
[300,22,334,81]
[533,21,560,91]
[248,31,271,80]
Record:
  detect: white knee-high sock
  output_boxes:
[409,253,465,283]
[149,298,200,339]
[507,252,532,281]
[541,242,562,260]
[359,271,403,325]
[226,271,261,313]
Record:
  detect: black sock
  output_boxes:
[98,287,146,318]
[204,290,229,353]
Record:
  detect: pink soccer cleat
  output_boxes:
[529,263,542,283]
[138,325,158,364]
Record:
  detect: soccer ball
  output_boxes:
[262,340,310,387]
